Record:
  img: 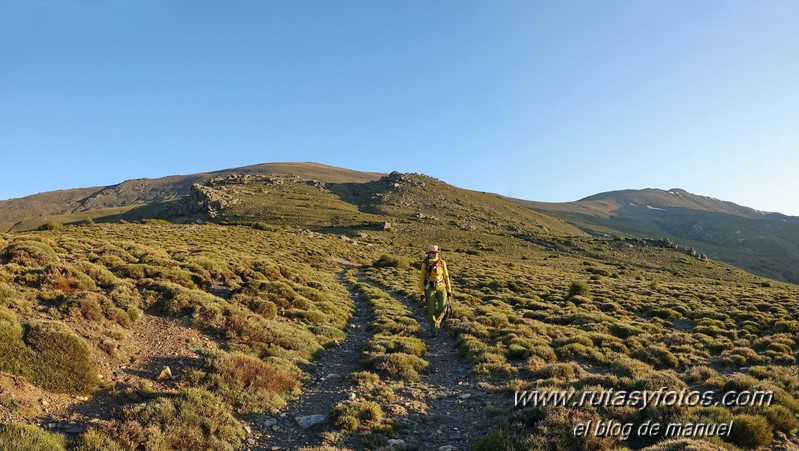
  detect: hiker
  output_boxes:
[420,245,452,336]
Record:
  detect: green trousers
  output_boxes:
[425,286,448,329]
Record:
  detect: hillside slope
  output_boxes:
[510,188,799,283]
[0,162,384,232]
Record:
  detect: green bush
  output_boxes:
[728,414,772,449]
[567,281,591,298]
[38,222,64,231]
[0,423,66,451]
[370,352,429,381]
[632,344,680,369]
[330,400,384,431]
[73,429,125,451]
[373,254,411,269]
[1,240,58,267]
[118,388,245,450]
[365,335,427,357]
[763,405,798,434]
[24,320,99,394]
[0,308,31,376]
[474,427,516,451]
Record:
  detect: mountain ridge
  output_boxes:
[508,187,799,283]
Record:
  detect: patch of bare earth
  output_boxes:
[10,312,218,437]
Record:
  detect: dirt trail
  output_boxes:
[251,270,375,450]
[363,278,497,450]
[250,270,500,450]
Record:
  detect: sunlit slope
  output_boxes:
[510,188,799,283]
[186,171,586,239]
[0,162,384,232]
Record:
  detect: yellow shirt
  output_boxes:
[420,258,452,293]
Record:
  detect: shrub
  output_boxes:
[474,427,516,451]
[365,335,426,357]
[24,320,100,393]
[555,343,605,363]
[370,352,429,381]
[728,414,772,449]
[199,352,299,413]
[0,423,66,451]
[350,371,380,389]
[217,353,297,394]
[38,222,64,231]
[638,438,727,450]
[330,400,384,431]
[1,240,58,267]
[373,254,411,269]
[648,308,683,320]
[118,388,245,450]
[0,308,31,376]
[534,362,587,381]
[568,281,591,298]
[521,406,618,450]
[763,405,798,434]
[73,429,125,451]
[632,345,680,369]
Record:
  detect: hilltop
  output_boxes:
[0,162,383,233]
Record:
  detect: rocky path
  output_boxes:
[250,269,499,451]
[250,270,375,450]
[361,277,497,451]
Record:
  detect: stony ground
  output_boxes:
[244,269,504,451]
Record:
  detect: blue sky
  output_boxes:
[2,1,798,213]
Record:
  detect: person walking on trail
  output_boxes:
[420,245,452,336]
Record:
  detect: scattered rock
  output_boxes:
[156,366,172,380]
[471,391,487,398]
[243,425,252,435]
[382,222,393,231]
[387,439,406,447]
[64,426,85,434]
[458,393,472,399]
[295,414,326,429]
[261,416,278,428]
[439,446,455,451]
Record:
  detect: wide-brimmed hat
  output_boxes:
[427,245,439,253]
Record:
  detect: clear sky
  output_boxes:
[2,1,798,214]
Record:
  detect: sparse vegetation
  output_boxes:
[109,388,245,450]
